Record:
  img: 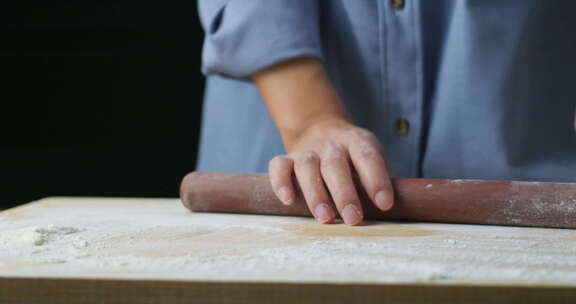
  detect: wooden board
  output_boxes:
[0,197,575,303]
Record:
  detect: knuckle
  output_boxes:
[358,142,380,158]
[331,187,357,203]
[313,175,323,186]
[321,143,346,161]
[296,151,320,165]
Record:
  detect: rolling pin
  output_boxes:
[180,172,576,229]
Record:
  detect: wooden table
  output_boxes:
[1,197,575,303]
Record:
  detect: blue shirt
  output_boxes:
[196,0,576,182]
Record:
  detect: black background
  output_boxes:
[1,2,205,209]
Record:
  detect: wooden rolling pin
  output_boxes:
[180,172,576,229]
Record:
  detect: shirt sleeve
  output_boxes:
[198,0,323,78]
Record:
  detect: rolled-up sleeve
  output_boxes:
[198,0,322,78]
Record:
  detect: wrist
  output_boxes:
[252,58,353,151]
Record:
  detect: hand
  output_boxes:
[268,118,394,225]
[252,58,394,225]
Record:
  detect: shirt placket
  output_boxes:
[380,0,424,177]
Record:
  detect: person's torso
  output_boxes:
[198,0,576,182]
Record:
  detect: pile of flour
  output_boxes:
[0,226,82,247]
[0,226,89,263]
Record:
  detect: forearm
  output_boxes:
[252,58,351,151]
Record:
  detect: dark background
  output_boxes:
[1,2,205,209]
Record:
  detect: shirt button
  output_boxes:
[390,0,405,10]
[396,118,410,135]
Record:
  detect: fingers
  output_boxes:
[320,144,364,226]
[293,151,336,224]
[268,156,296,205]
[270,128,393,226]
[347,132,395,211]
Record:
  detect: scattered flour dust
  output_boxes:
[0,226,82,247]
[0,226,88,263]
[1,221,576,283]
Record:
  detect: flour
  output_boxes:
[449,179,465,184]
[2,222,576,283]
[0,226,88,264]
[0,226,82,247]
[495,197,576,227]
[1,197,576,284]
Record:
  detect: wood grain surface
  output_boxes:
[0,197,575,303]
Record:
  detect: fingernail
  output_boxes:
[342,204,363,225]
[374,190,393,211]
[314,204,334,224]
[277,187,293,205]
